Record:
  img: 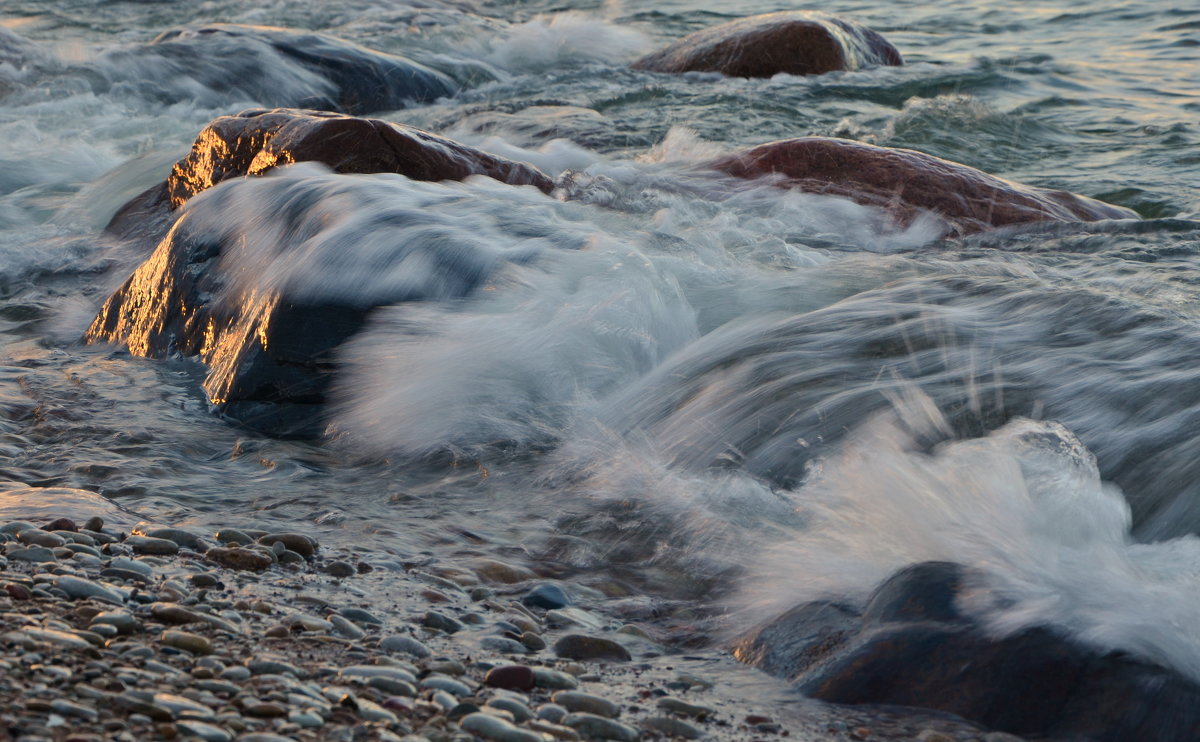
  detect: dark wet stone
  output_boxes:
[144,527,208,551]
[711,137,1137,238]
[736,561,1200,742]
[484,664,536,691]
[8,546,56,563]
[324,560,355,577]
[423,610,463,633]
[42,517,77,532]
[522,583,571,610]
[204,546,273,571]
[112,23,456,115]
[553,634,631,662]
[125,535,180,555]
[632,11,902,77]
[258,532,316,558]
[83,517,104,532]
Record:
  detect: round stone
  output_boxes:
[484,665,536,691]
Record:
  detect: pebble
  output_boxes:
[656,698,715,720]
[484,664,535,691]
[221,666,252,681]
[554,634,631,662]
[522,583,571,610]
[126,535,180,555]
[563,713,640,742]
[330,614,365,639]
[641,716,701,739]
[110,556,154,576]
[486,697,533,723]
[532,668,579,690]
[339,606,382,624]
[290,710,325,728]
[545,608,605,631]
[482,636,530,654]
[48,699,98,720]
[246,657,304,677]
[53,575,125,604]
[6,627,94,650]
[161,630,213,655]
[258,533,316,558]
[144,528,208,551]
[91,610,139,633]
[424,610,463,633]
[154,693,215,720]
[552,691,620,719]
[527,720,582,740]
[338,665,417,684]
[520,631,547,651]
[43,517,77,532]
[420,674,472,696]
[8,546,57,562]
[213,529,253,545]
[367,676,417,697]
[324,560,355,577]
[982,735,1028,742]
[356,698,398,723]
[472,559,537,584]
[19,529,66,548]
[537,704,568,723]
[176,720,232,741]
[379,634,431,658]
[460,712,543,742]
[205,547,272,571]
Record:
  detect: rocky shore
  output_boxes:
[0,515,1018,742]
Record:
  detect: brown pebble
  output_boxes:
[745,715,773,724]
[257,532,316,558]
[205,546,273,571]
[356,561,373,574]
[484,664,536,691]
[324,560,354,577]
[553,634,632,662]
[83,516,104,532]
[851,728,872,740]
[4,582,32,600]
[43,517,77,532]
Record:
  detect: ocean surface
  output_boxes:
[2,0,1200,717]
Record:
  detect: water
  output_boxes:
[2,0,1200,718]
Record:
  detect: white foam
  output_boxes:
[486,12,652,72]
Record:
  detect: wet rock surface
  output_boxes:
[632,12,903,78]
[710,136,1137,237]
[90,109,554,436]
[735,561,1200,742]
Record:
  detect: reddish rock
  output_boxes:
[4,583,32,600]
[42,517,77,532]
[484,664,536,691]
[632,12,902,78]
[710,137,1137,237]
[205,546,273,571]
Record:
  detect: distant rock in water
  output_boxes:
[89,109,554,436]
[710,137,1137,236]
[104,23,456,114]
[107,107,554,240]
[631,12,902,77]
[735,562,1200,742]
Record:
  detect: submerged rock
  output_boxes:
[710,137,1137,236]
[90,109,553,435]
[108,23,456,115]
[632,12,902,77]
[734,562,1200,742]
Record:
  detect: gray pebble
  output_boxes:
[338,665,417,684]
[481,636,529,654]
[366,676,417,697]
[486,697,532,723]
[339,607,382,625]
[145,528,208,551]
[246,657,304,677]
[17,529,66,548]
[424,610,463,633]
[53,575,125,604]
[655,698,714,719]
[126,535,180,555]
[324,560,354,577]
[563,713,639,742]
[379,635,431,658]
[537,703,568,723]
[460,712,543,742]
[49,699,98,720]
[532,668,579,690]
[220,666,251,681]
[91,611,138,634]
[330,615,365,639]
[552,691,619,719]
[176,720,232,741]
[8,547,57,563]
[640,717,701,739]
[289,710,325,728]
[108,556,154,576]
[421,674,472,696]
[213,529,253,546]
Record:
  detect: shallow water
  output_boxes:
[2,0,1200,712]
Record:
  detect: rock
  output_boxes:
[246,657,305,677]
[48,699,98,720]
[154,692,215,720]
[484,664,536,691]
[339,607,382,625]
[632,12,902,77]
[5,628,95,651]
[655,698,714,720]
[106,23,456,115]
[338,665,417,684]
[204,547,273,571]
[258,532,316,558]
[523,583,571,610]
[735,561,1200,742]
[553,634,631,662]
[482,636,530,654]
[143,527,209,551]
[379,634,432,658]
[17,529,65,547]
[532,668,579,690]
[161,630,213,654]
[639,717,701,739]
[420,674,472,696]
[52,575,125,604]
[710,137,1137,238]
[91,611,139,634]
[6,546,56,562]
[175,720,232,741]
[125,535,180,555]
[563,713,640,742]
[487,697,533,723]
[213,528,254,545]
[330,615,365,639]
[324,560,355,578]
[108,556,154,576]
[90,108,556,436]
[472,558,537,584]
[424,610,464,633]
[460,712,544,742]
[551,691,620,718]
[42,517,77,532]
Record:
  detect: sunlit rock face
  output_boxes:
[113,24,457,114]
[88,110,554,436]
[710,137,1137,237]
[107,107,554,240]
[631,12,902,77]
[735,562,1200,742]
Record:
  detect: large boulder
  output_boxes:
[103,23,456,114]
[734,562,1200,741]
[88,109,555,436]
[632,12,902,77]
[710,137,1137,236]
[107,107,554,240]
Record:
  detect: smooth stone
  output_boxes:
[91,611,139,633]
[53,575,125,604]
[144,528,208,551]
[151,603,238,633]
[545,608,605,631]
[527,720,581,740]
[243,701,288,718]
[356,698,398,723]
[246,658,304,677]
[126,535,180,555]
[161,630,213,654]
[482,636,529,654]
[424,610,463,633]
[213,529,253,546]
[420,674,472,696]
[324,560,355,577]
[366,676,417,697]
[553,634,631,662]
[655,698,715,719]
[338,665,417,684]
[522,584,571,610]
[486,697,533,723]
[18,529,66,548]
[339,607,382,625]
[472,559,537,584]
[258,533,316,558]
[205,547,272,571]
[176,720,232,741]
[43,517,78,532]
[460,712,543,742]
[109,557,154,576]
[5,628,93,650]
[330,615,365,639]
[115,692,173,721]
[552,691,619,719]
[639,717,701,739]
[83,517,104,532]
[379,634,431,658]
[484,665,536,691]
[563,713,640,742]
[289,710,324,728]
[0,521,37,534]
[532,668,579,690]
[65,543,102,558]
[521,631,547,651]
[537,704,568,723]
[48,699,98,720]
[8,547,57,562]
[154,692,215,719]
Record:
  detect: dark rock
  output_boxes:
[258,532,317,559]
[553,634,631,662]
[735,561,1200,742]
[484,664,536,691]
[632,12,902,78]
[110,23,456,115]
[205,546,273,571]
[42,517,77,532]
[710,137,1137,237]
[522,583,571,610]
[91,108,554,436]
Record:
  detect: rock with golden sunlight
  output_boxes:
[631,12,903,77]
[710,137,1138,237]
[734,562,1200,742]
